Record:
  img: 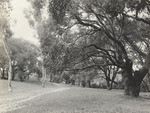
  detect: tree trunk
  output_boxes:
[124,76,136,96]
[106,77,111,90]
[8,62,12,91]
[109,81,113,90]
[123,60,148,97]
[123,51,150,97]
[133,67,148,97]
[12,65,15,80]
[81,80,86,87]
[2,38,12,92]
[26,74,29,80]
[87,80,91,88]
[50,74,53,82]
[109,74,117,90]
[42,66,46,87]
[122,58,136,96]
[1,68,5,79]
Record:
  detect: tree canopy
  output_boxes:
[8,38,41,81]
[26,0,150,97]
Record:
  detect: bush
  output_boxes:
[91,83,99,88]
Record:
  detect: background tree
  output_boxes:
[8,38,41,81]
[0,0,13,91]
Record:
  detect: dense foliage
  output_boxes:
[8,38,41,81]
[26,0,150,97]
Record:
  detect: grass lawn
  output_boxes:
[0,80,150,113]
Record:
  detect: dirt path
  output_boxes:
[0,80,69,113]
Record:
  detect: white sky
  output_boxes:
[10,0,39,45]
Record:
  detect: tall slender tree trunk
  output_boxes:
[50,74,53,82]
[42,65,46,87]
[26,74,29,80]
[2,38,12,92]
[12,65,15,80]
[109,74,117,90]
[109,81,113,90]
[1,68,5,79]
[8,62,12,91]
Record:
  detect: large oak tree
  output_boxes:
[27,0,150,97]
[49,0,150,97]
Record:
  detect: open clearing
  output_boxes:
[0,80,150,113]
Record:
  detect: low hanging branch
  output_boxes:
[91,57,118,85]
[75,15,129,61]
[86,44,123,68]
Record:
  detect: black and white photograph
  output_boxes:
[0,0,150,113]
